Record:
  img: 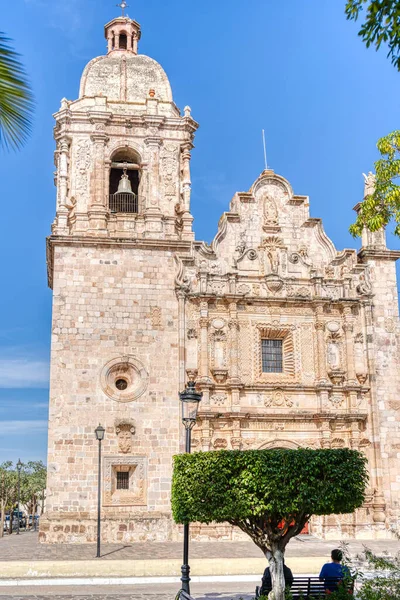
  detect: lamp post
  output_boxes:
[16,459,22,535]
[94,424,105,558]
[179,380,202,595]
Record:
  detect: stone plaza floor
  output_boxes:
[0,531,398,561]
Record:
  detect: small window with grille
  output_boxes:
[116,471,130,490]
[261,339,283,373]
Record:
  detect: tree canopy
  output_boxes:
[350,131,400,236]
[0,32,33,151]
[172,448,368,600]
[346,1,400,71]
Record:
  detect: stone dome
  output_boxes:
[79,53,173,103]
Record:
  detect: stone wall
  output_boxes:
[42,244,182,543]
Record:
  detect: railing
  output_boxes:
[108,193,138,214]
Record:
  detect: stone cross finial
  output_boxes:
[116,1,129,16]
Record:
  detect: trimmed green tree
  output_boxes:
[172,448,368,600]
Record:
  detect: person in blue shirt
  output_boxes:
[319,549,351,594]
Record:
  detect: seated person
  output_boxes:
[319,548,351,594]
[260,559,294,596]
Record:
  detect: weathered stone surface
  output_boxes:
[45,13,400,543]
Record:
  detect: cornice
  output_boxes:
[358,248,400,262]
[46,235,192,290]
[198,410,368,423]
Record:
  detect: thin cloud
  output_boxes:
[0,421,48,434]
[0,359,49,388]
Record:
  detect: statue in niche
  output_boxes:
[263,195,278,225]
[267,247,280,274]
[327,342,340,369]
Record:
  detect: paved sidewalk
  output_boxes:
[0,581,255,599]
[1,531,397,561]
[0,532,398,580]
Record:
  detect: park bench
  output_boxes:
[256,576,354,598]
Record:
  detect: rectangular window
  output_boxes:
[261,339,283,373]
[116,471,130,490]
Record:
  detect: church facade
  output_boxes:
[42,14,400,543]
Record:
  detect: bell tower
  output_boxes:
[44,11,199,543]
[51,10,198,242]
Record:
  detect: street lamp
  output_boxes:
[94,424,105,559]
[179,380,202,595]
[16,459,22,535]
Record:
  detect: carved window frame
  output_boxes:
[103,455,147,507]
[255,324,296,383]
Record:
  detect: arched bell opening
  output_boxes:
[119,33,127,50]
[108,148,141,214]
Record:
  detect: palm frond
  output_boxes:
[0,32,34,151]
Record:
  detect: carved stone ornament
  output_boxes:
[211,394,227,406]
[187,328,197,340]
[363,171,376,197]
[115,422,136,454]
[264,390,293,408]
[211,368,228,383]
[265,273,284,293]
[328,370,346,385]
[356,373,368,385]
[213,438,228,449]
[262,193,279,226]
[100,356,149,402]
[329,393,344,407]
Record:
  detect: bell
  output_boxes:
[116,167,134,195]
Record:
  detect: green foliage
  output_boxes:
[350,130,400,237]
[172,448,368,533]
[345,1,400,71]
[0,32,33,151]
[357,549,400,600]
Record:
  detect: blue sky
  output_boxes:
[0,0,399,465]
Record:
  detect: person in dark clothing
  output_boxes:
[260,560,294,596]
[319,549,351,593]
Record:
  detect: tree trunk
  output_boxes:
[266,547,286,600]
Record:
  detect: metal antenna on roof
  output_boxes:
[262,129,268,171]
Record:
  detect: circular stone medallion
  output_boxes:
[100,356,149,403]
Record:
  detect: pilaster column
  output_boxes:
[177,290,186,393]
[54,138,70,234]
[343,306,357,385]
[227,302,242,408]
[88,131,109,233]
[107,33,113,53]
[132,33,138,54]
[180,143,194,239]
[315,305,327,384]
[144,137,163,238]
[201,419,212,451]
[231,419,242,450]
[198,302,212,406]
